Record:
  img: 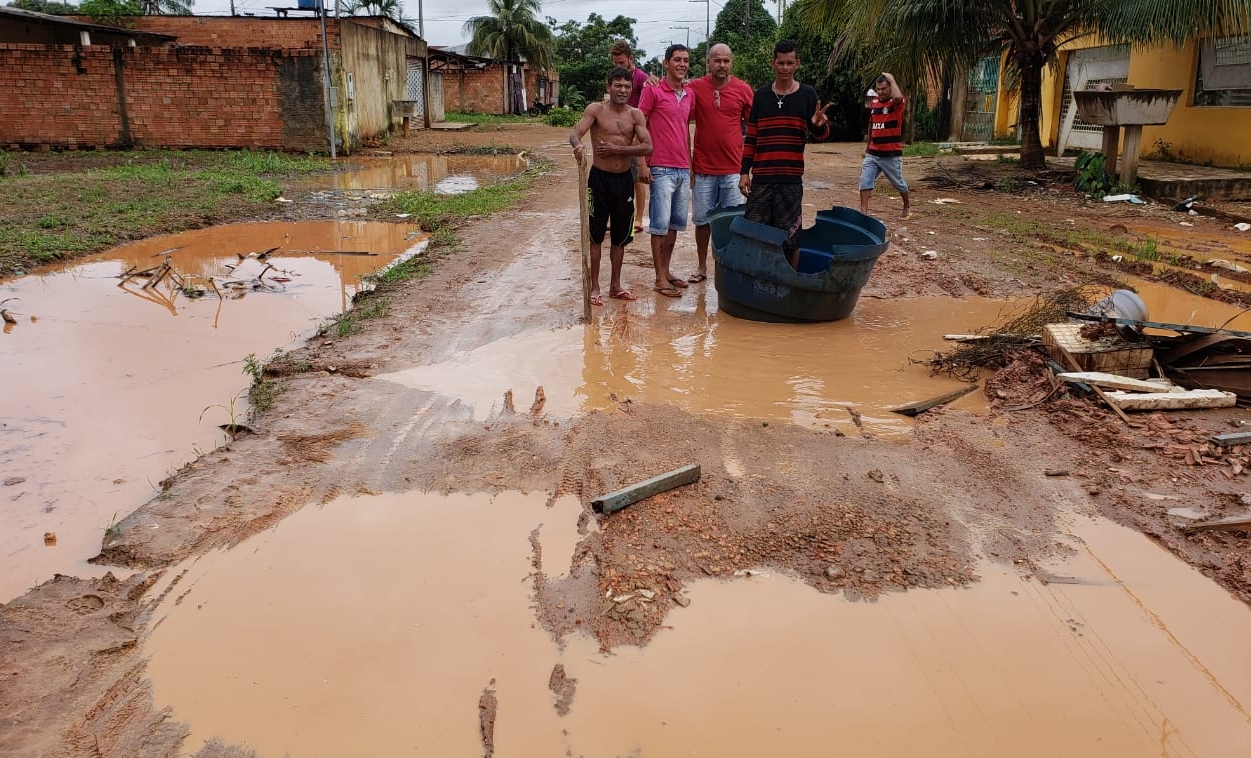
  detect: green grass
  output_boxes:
[380,155,547,233]
[445,111,533,125]
[0,150,334,275]
[243,351,283,414]
[903,142,940,157]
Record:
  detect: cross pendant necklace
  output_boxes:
[774,84,791,109]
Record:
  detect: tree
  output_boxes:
[709,0,778,89]
[78,0,141,24]
[548,13,637,107]
[341,0,415,27]
[464,0,555,71]
[9,0,79,14]
[776,5,871,141]
[797,0,1251,169]
[134,0,193,14]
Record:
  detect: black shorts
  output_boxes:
[588,166,636,248]
[745,183,804,254]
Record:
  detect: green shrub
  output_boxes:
[543,107,580,128]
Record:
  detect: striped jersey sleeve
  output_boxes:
[741,84,829,184]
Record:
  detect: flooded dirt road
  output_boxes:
[3,125,1250,758]
[143,491,1251,758]
[0,221,425,600]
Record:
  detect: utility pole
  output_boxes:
[671,25,691,48]
[744,0,750,42]
[318,0,336,159]
[689,0,709,47]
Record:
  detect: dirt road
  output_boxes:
[2,124,1249,756]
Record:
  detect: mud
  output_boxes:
[3,123,1251,757]
[0,221,425,601]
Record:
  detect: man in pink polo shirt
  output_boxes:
[686,42,754,284]
[638,44,694,298]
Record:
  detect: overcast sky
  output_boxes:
[187,0,737,62]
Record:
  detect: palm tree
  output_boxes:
[342,0,407,22]
[797,0,1250,169]
[136,0,194,14]
[463,0,554,71]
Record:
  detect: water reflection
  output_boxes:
[379,295,1012,436]
[307,154,526,194]
[0,221,425,601]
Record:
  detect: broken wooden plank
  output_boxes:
[591,464,701,514]
[1183,513,1251,535]
[1210,431,1251,447]
[1104,388,1237,411]
[890,383,978,416]
[1053,342,1132,423]
[1056,372,1176,393]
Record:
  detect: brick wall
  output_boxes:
[126,16,333,50]
[443,66,507,114]
[0,42,326,151]
[441,64,556,114]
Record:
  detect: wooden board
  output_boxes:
[1104,388,1237,411]
[1056,372,1175,392]
[890,383,978,416]
[577,154,592,322]
[592,464,701,514]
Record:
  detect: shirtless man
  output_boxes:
[610,40,652,233]
[569,67,654,305]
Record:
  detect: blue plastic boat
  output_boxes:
[707,204,889,322]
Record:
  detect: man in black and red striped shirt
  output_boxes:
[860,72,912,219]
[738,39,832,269]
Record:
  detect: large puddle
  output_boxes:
[6,233,1251,603]
[305,154,528,195]
[144,490,1251,757]
[381,294,1007,435]
[0,220,426,600]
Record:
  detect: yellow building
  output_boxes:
[968,35,1251,168]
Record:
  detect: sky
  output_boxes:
[184,0,745,62]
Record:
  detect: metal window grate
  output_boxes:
[1215,35,1251,66]
[1059,75,1129,134]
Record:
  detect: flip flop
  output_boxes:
[654,285,682,298]
[590,292,604,306]
[667,277,689,289]
[687,273,707,284]
[609,289,638,301]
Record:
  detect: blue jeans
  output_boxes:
[647,166,690,234]
[692,173,745,225]
[860,154,909,192]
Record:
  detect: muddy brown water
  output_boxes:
[142,490,1251,757]
[5,230,1251,605]
[0,220,426,600]
[306,154,528,195]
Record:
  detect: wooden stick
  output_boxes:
[1183,514,1251,535]
[1055,343,1132,424]
[1210,431,1251,447]
[577,152,592,323]
[890,383,978,416]
[592,464,701,514]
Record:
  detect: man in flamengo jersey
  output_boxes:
[738,38,832,270]
[861,72,912,219]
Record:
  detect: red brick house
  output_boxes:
[430,46,558,117]
[0,8,429,153]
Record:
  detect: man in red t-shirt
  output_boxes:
[686,43,754,283]
[611,40,653,232]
